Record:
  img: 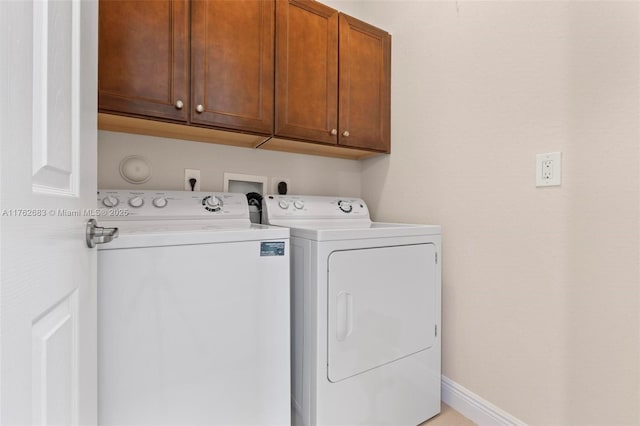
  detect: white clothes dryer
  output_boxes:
[97,190,290,426]
[263,195,441,426]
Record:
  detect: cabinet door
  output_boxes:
[191,0,274,135]
[338,14,391,152]
[98,0,189,122]
[275,0,339,144]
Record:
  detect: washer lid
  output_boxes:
[98,222,289,250]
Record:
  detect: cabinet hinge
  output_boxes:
[435,324,438,337]
[435,252,438,264]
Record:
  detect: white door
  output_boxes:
[0,0,98,424]
[327,244,437,383]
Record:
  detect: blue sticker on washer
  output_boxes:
[261,241,285,256]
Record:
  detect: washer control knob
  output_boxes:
[152,197,168,208]
[338,200,353,213]
[202,195,223,212]
[128,196,144,208]
[206,196,221,208]
[293,200,304,210]
[102,195,119,208]
[278,200,289,209]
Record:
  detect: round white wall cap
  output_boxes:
[119,155,152,184]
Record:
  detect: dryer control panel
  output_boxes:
[97,190,250,221]
[262,195,370,223]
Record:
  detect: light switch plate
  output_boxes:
[536,152,562,187]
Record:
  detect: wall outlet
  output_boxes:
[542,160,553,179]
[271,177,291,195]
[536,152,561,187]
[184,169,201,191]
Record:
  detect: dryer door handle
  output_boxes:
[336,292,353,342]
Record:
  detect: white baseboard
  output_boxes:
[441,376,527,426]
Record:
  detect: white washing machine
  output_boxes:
[263,195,442,426]
[97,190,290,426]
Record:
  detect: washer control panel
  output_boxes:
[97,190,249,220]
[263,195,370,221]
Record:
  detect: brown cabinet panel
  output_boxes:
[98,0,189,122]
[275,0,339,144]
[98,0,390,159]
[338,14,391,152]
[191,0,274,134]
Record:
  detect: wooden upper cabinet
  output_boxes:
[98,0,189,122]
[339,14,391,152]
[98,0,390,158]
[191,0,274,134]
[275,0,339,144]
[275,1,391,152]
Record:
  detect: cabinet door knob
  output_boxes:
[196,104,204,113]
[175,100,184,110]
[342,130,350,137]
[330,129,337,136]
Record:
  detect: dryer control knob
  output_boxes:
[293,200,304,210]
[153,197,168,208]
[102,195,119,208]
[128,196,144,208]
[338,200,353,213]
[278,200,289,209]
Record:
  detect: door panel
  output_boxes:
[98,0,189,122]
[327,244,436,383]
[338,14,391,152]
[191,0,274,134]
[31,293,78,425]
[32,0,77,194]
[275,0,338,144]
[1,0,98,424]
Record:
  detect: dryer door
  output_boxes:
[327,243,436,382]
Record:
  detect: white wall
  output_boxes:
[349,1,639,424]
[564,4,639,423]
[98,131,362,197]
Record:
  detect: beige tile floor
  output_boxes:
[420,403,476,426]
